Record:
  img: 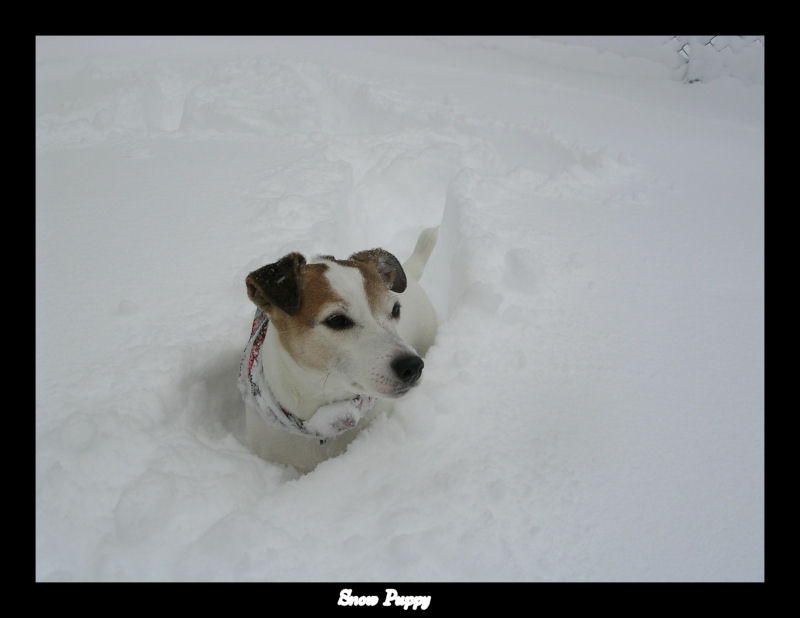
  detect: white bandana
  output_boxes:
[238,309,376,442]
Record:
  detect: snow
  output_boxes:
[35,35,764,582]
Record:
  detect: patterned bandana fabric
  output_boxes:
[238,308,376,441]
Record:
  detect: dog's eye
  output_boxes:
[324,314,355,330]
[391,302,401,319]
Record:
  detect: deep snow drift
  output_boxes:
[36,36,764,582]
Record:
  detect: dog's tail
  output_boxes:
[403,226,438,281]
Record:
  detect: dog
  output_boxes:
[238,227,438,472]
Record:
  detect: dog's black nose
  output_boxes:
[392,355,424,384]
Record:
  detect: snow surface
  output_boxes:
[35,36,764,582]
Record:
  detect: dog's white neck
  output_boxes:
[238,309,375,441]
[260,324,358,420]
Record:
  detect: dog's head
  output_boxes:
[245,248,423,398]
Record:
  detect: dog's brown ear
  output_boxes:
[245,252,306,316]
[350,248,407,293]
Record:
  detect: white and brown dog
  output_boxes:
[239,227,438,472]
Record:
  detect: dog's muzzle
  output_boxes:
[391,355,424,385]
